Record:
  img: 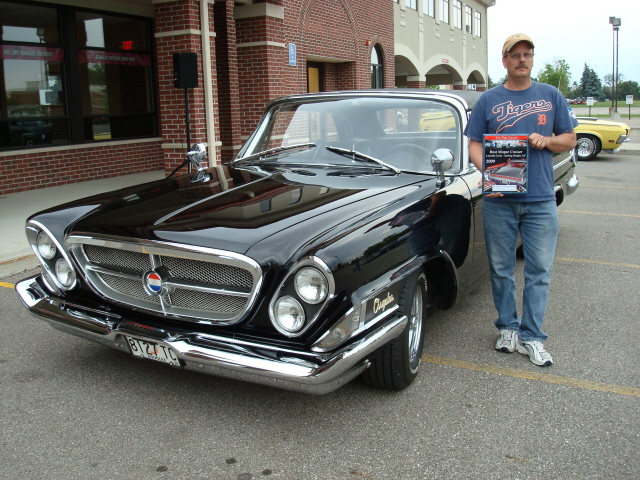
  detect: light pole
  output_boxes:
[609,16,621,116]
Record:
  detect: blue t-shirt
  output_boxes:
[464,82,578,202]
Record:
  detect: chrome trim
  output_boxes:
[67,234,263,324]
[16,276,407,395]
[616,134,629,145]
[26,221,78,292]
[268,256,336,337]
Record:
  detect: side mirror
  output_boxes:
[430,148,454,188]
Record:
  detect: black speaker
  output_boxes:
[173,52,198,89]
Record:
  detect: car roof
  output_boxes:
[269,89,483,112]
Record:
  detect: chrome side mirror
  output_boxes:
[430,148,454,188]
[187,143,210,182]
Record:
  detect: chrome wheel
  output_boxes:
[576,135,600,160]
[361,271,427,391]
[407,286,424,372]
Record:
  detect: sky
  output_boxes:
[487,0,640,87]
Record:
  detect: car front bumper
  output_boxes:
[16,275,407,394]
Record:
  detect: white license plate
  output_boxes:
[125,336,181,367]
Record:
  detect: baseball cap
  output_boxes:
[502,33,534,55]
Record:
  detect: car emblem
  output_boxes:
[143,270,166,296]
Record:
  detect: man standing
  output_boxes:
[464,33,577,366]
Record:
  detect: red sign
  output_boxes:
[1,45,64,62]
[122,41,134,50]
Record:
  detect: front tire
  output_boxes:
[576,134,601,160]
[361,271,428,391]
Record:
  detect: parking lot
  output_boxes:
[1,150,639,480]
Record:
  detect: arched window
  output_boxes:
[371,45,384,89]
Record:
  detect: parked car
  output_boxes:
[15,90,579,394]
[575,116,630,160]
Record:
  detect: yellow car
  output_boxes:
[419,110,456,132]
[575,117,630,160]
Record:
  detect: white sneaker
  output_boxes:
[516,339,553,366]
[495,329,517,353]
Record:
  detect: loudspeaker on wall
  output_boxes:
[173,52,198,89]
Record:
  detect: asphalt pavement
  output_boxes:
[1,116,639,479]
[1,148,638,479]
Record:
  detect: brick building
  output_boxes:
[0,0,490,195]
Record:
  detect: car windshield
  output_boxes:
[236,96,462,173]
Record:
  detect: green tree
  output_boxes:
[616,80,639,101]
[537,59,571,97]
[488,75,506,88]
[579,64,603,100]
[603,73,625,100]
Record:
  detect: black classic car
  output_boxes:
[15,90,579,394]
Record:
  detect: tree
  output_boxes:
[488,75,507,88]
[537,59,571,97]
[579,64,603,100]
[616,80,640,101]
[603,73,625,100]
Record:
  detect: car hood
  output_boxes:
[577,119,630,130]
[57,166,436,255]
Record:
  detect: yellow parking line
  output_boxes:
[556,257,640,269]
[558,209,640,218]
[0,282,14,289]
[422,355,640,397]
[579,184,640,190]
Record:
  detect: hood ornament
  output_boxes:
[187,143,211,183]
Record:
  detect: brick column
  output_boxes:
[154,0,212,174]
[235,3,288,136]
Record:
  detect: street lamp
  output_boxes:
[609,16,621,116]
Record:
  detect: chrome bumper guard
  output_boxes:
[16,276,407,395]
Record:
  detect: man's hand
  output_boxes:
[528,132,548,150]
[528,131,577,152]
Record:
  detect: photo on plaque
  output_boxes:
[482,134,529,195]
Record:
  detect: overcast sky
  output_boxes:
[486,0,639,87]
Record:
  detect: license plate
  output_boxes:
[125,336,181,367]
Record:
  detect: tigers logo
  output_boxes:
[492,100,552,133]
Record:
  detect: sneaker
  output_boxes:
[495,329,517,353]
[516,339,553,366]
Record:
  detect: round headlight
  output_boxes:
[273,296,305,333]
[294,267,328,304]
[36,230,57,260]
[55,258,76,288]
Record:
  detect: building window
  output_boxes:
[0,1,156,150]
[423,0,435,17]
[464,5,472,33]
[474,11,481,37]
[452,1,462,29]
[439,0,449,24]
[406,0,417,9]
[371,45,384,89]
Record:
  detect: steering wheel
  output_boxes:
[384,143,432,171]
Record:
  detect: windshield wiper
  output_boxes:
[233,143,316,164]
[325,146,400,174]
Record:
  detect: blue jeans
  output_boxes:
[482,200,559,342]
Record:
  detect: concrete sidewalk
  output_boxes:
[1,117,639,279]
[0,170,165,278]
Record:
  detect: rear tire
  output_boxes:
[361,271,428,391]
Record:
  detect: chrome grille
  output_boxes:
[161,256,252,288]
[68,236,262,324]
[84,244,150,273]
[170,288,247,312]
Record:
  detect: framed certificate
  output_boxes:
[482,134,529,195]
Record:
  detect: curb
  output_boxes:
[0,254,39,280]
